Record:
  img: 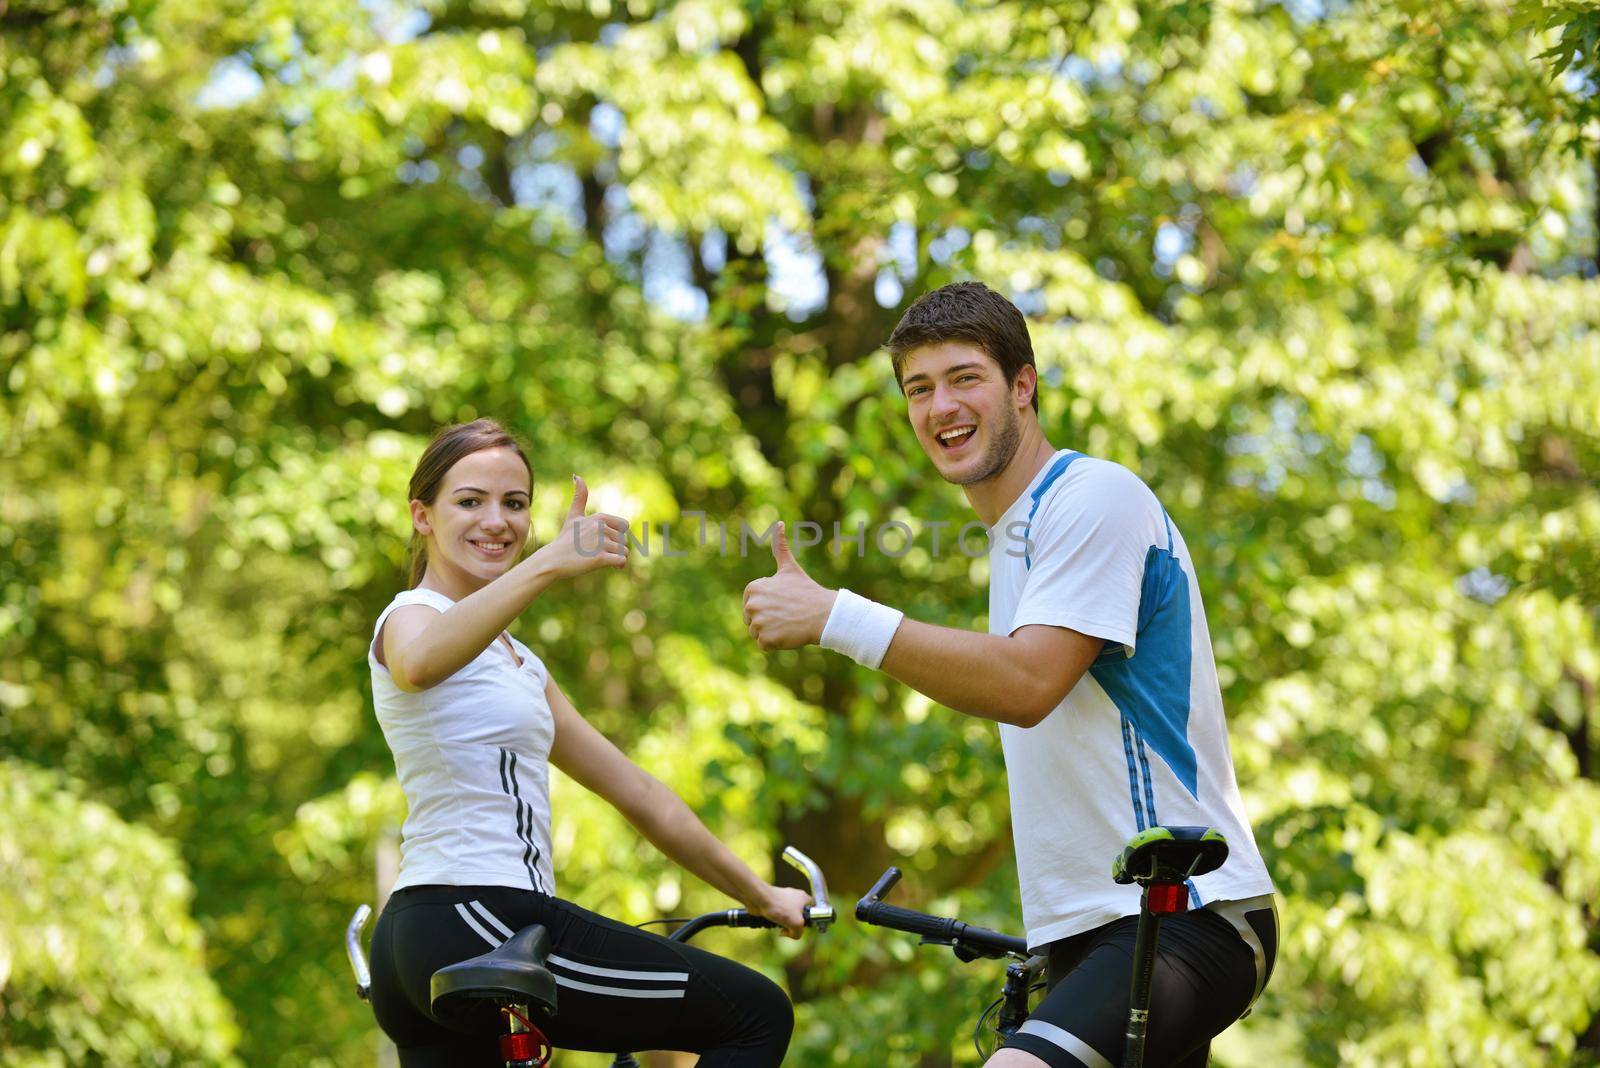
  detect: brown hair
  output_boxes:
[886,281,1039,413]
[406,419,533,587]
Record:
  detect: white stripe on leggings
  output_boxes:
[467,899,516,940]
[553,974,687,999]
[455,902,503,949]
[1207,894,1277,1007]
[451,901,691,1000]
[1016,1019,1113,1068]
[547,954,690,983]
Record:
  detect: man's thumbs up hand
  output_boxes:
[743,521,837,652]
[771,521,803,573]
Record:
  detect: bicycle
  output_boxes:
[346,845,834,1068]
[856,825,1228,1067]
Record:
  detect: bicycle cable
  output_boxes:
[973,995,1004,1061]
[633,917,693,929]
[972,980,1046,1059]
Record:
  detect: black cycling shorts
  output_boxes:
[369,884,793,1067]
[1001,899,1278,1068]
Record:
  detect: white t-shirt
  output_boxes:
[369,588,557,894]
[989,451,1275,948]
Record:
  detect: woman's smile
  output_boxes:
[468,537,514,560]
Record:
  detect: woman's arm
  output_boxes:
[384,556,560,691]
[385,483,628,692]
[545,678,812,935]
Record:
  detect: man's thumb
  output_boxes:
[772,521,798,570]
[567,474,588,520]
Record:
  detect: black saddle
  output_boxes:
[1113,825,1229,886]
[430,924,559,1030]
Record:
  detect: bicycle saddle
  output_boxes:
[430,924,558,1027]
[1113,826,1229,886]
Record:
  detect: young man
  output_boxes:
[742,282,1277,1068]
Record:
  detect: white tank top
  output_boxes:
[369,588,557,894]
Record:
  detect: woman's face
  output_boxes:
[412,446,532,589]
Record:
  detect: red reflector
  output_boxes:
[1147,882,1187,914]
[502,1032,536,1061]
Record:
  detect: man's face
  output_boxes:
[900,341,1031,486]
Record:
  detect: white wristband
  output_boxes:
[819,589,904,669]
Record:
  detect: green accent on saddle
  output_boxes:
[1112,825,1229,885]
[1113,827,1172,881]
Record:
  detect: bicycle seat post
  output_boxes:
[1112,826,1229,1068]
[502,1003,544,1068]
[1123,901,1164,1067]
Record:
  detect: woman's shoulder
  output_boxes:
[388,587,456,612]
[372,587,453,633]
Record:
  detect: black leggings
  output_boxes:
[1002,902,1277,1067]
[370,885,793,1067]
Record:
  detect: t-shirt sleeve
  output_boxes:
[1003,463,1158,656]
[370,589,453,664]
[374,588,452,629]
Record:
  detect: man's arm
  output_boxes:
[878,619,1103,727]
[742,523,1104,727]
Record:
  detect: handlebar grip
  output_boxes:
[730,911,836,931]
[728,912,779,929]
[857,900,958,942]
[956,922,1030,958]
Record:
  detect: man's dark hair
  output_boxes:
[886,281,1039,413]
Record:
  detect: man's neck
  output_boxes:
[964,423,1058,527]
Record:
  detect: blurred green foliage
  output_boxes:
[2,0,1598,1064]
[0,760,240,1067]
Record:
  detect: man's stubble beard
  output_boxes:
[947,403,1021,486]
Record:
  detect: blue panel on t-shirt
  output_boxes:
[1089,541,1200,800]
[1023,451,1083,570]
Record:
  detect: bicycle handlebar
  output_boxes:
[855,866,1029,961]
[671,845,835,942]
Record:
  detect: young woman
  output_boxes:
[367,419,809,1066]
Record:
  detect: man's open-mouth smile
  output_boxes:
[935,424,977,454]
